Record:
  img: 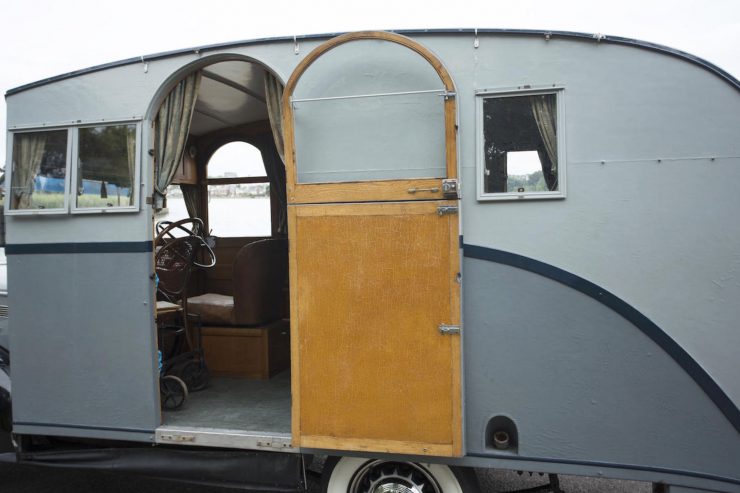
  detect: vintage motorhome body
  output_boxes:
[2,29,739,492]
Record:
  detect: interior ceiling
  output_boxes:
[190,60,269,136]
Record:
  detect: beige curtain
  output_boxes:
[264,71,285,162]
[154,71,201,205]
[531,95,558,190]
[126,125,136,205]
[263,72,288,234]
[11,132,47,209]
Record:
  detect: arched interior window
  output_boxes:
[206,141,271,237]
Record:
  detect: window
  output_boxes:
[207,142,271,237]
[75,124,137,210]
[477,89,564,200]
[9,129,69,212]
[7,121,141,215]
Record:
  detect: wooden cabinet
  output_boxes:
[170,151,198,185]
[201,319,290,379]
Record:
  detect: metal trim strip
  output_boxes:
[13,421,154,435]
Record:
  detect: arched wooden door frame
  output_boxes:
[281,30,458,204]
[283,31,462,457]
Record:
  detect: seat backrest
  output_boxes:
[232,238,288,325]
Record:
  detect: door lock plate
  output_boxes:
[442,179,459,199]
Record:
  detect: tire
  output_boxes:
[160,375,188,410]
[322,456,480,493]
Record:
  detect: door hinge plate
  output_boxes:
[439,324,461,335]
[160,433,196,443]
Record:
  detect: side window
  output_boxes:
[8,129,69,212]
[75,124,138,210]
[206,142,271,237]
[477,90,564,200]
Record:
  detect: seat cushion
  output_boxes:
[188,293,234,325]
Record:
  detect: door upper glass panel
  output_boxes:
[291,39,448,184]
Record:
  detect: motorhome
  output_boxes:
[1,29,739,493]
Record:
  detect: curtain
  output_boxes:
[531,95,558,191]
[263,72,288,234]
[154,71,201,206]
[11,132,47,209]
[257,135,288,234]
[180,183,204,226]
[126,125,136,205]
[264,72,285,162]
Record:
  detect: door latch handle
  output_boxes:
[439,324,461,335]
[407,187,440,194]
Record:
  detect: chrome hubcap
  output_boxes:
[350,461,441,493]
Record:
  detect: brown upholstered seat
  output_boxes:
[188,238,288,326]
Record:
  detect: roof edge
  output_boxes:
[5,28,739,97]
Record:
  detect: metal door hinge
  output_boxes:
[160,433,196,443]
[437,205,458,216]
[442,179,459,199]
[439,324,461,335]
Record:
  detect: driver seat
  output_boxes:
[187,238,288,327]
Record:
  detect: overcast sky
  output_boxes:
[2,0,738,163]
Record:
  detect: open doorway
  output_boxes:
[152,59,290,437]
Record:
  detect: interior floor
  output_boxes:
[162,372,291,433]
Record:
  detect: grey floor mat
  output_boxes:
[162,371,291,433]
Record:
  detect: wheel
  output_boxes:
[160,375,188,410]
[322,457,480,493]
[172,359,210,392]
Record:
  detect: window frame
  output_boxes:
[204,140,273,237]
[5,128,73,216]
[71,121,142,215]
[4,119,142,216]
[475,86,567,202]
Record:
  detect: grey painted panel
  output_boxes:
[463,258,740,481]
[8,252,159,438]
[428,34,740,405]
[293,93,446,183]
[292,39,447,183]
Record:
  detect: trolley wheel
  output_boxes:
[160,375,188,410]
[173,359,210,392]
[322,457,479,493]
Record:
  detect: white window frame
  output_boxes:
[476,86,567,201]
[71,120,142,214]
[5,128,73,216]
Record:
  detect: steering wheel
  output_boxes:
[155,217,216,268]
[155,218,204,245]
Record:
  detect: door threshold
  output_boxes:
[156,425,296,453]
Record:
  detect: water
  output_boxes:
[158,197,271,237]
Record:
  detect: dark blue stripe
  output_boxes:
[6,242,153,255]
[14,421,153,435]
[463,244,740,435]
[467,452,740,487]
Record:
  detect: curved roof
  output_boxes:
[6,28,739,97]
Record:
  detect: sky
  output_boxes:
[1,0,738,165]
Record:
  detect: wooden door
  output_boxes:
[283,31,462,457]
